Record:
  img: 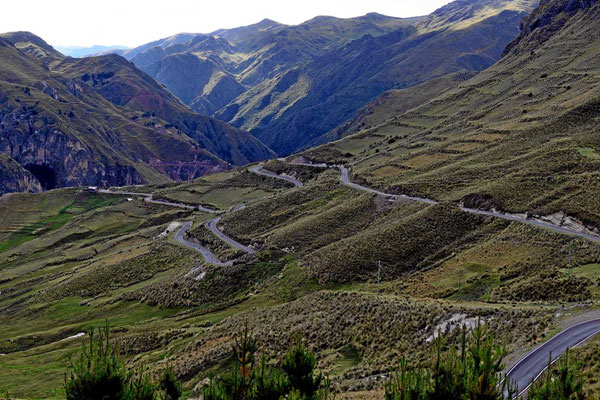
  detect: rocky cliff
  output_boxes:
[0,33,274,195]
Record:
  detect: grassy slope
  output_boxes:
[1,162,589,398]
[304,0,600,228]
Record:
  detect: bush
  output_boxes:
[528,350,586,400]
[385,321,589,400]
[159,366,183,400]
[385,321,517,400]
[64,323,182,400]
[65,323,132,400]
[202,325,331,400]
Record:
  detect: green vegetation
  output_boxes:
[578,148,600,160]
[385,322,517,399]
[4,0,600,396]
[528,350,586,400]
[385,323,588,400]
[202,324,331,400]
[0,193,119,253]
[64,323,182,400]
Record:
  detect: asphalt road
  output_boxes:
[99,189,215,213]
[206,216,256,254]
[174,221,232,266]
[506,318,600,395]
[339,166,438,205]
[249,164,303,187]
[295,163,600,244]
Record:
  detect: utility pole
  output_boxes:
[568,242,572,278]
[377,260,381,299]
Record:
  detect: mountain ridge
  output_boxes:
[120,1,537,155]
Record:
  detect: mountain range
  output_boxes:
[119,0,537,155]
[0,32,273,194]
[5,0,600,397]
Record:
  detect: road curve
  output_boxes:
[174,221,232,266]
[339,166,438,205]
[206,217,256,254]
[295,162,600,244]
[506,318,600,395]
[249,164,303,187]
[98,189,215,213]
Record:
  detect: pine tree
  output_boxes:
[528,350,586,400]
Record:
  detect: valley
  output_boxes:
[3,0,600,398]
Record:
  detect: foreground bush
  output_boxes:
[202,323,331,400]
[64,323,182,400]
[528,350,586,400]
[385,321,516,400]
[385,321,590,400]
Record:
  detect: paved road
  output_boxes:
[174,221,232,266]
[98,189,152,197]
[462,207,600,244]
[99,189,215,213]
[506,318,600,395]
[249,164,303,187]
[339,166,438,205]
[206,217,256,254]
[294,162,600,244]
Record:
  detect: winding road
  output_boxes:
[174,221,232,266]
[295,163,600,244]
[98,189,215,213]
[206,216,256,255]
[249,164,303,187]
[101,161,600,390]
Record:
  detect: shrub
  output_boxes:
[64,323,182,400]
[528,350,586,400]
[385,321,517,400]
[202,325,331,400]
[385,322,589,400]
[158,366,183,400]
[64,323,132,400]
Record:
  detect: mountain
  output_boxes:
[0,32,274,194]
[121,13,424,143]
[0,153,42,194]
[307,0,600,227]
[122,1,536,155]
[54,44,130,58]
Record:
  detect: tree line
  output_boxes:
[62,321,590,400]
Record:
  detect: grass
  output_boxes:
[0,193,120,254]
[577,148,600,160]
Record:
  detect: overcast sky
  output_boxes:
[3,0,453,48]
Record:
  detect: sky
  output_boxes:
[2,0,453,48]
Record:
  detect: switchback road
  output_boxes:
[174,221,232,266]
[206,216,256,254]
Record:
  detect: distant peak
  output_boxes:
[258,18,278,25]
